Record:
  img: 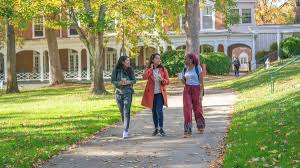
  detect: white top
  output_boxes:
[153,68,162,94]
[183,65,202,86]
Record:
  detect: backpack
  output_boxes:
[234,59,240,67]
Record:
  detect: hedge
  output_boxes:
[161,51,231,76]
[280,37,300,58]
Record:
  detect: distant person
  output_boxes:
[233,57,241,77]
[142,53,169,137]
[179,53,205,138]
[111,56,136,139]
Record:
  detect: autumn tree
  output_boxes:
[0,0,35,93]
[35,1,65,85]
[256,0,295,25]
[184,0,237,55]
[65,0,181,94]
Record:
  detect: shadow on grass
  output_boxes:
[0,108,122,167]
[0,85,90,104]
[224,89,300,167]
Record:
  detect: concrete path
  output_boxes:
[42,89,236,168]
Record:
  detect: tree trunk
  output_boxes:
[90,32,106,94]
[185,0,200,56]
[6,22,19,93]
[45,25,64,85]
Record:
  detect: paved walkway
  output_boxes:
[42,89,236,168]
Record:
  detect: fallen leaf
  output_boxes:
[260,146,267,151]
[268,150,278,154]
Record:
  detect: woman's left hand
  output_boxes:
[158,75,163,81]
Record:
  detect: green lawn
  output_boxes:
[211,60,300,167]
[0,83,145,167]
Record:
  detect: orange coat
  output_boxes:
[141,67,169,109]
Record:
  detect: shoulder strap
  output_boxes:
[116,69,119,79]
[195,64,200,78]
[183,67,187,81]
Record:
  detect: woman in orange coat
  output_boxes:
[141,53,169,136]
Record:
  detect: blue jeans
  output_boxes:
[116,93,132,132]
[152,93,164,129]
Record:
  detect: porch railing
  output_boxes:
[0,69,144,82]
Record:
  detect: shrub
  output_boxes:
[161,50,185,77]
[200,52,231,75]
[270,42,278,52]
[280,37,300,58]
[256,50,267,61]
[161,51,231,76]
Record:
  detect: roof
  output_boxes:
[249,24,300,34]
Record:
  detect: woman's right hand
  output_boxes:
[119,80,128,85]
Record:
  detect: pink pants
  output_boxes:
[183,85,205,133]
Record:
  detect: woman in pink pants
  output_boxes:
[181,53,205,138]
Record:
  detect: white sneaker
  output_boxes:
[122,131,129,139]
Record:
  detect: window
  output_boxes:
[297,0,300,7]
[242,9,252,24]
[202,6,214,29]
[33,17,44,37]
[297,14,300,24]
[232,9,240,24]
[68,50,79,72]
[180,15,186,31]
[33,52,40,73]
[68,24,78,36]
[106,52,117,71]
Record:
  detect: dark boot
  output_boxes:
[152,129,159,136]
[159,128,166,137]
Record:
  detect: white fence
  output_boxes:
[0,69,144,82]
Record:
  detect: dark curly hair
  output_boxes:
[186,53,200,65]
[115,55,134,76]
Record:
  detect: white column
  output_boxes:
[143,46,146,65]
[214,42,218,52]
[224,40,228,55]
[86,49,91,80]
[48,52,52,81]
[135,55,138,66]
[104,47,108,71]
[4,50,7,82]
[126,50,129,57]
[251,34,257,70]
[179,15,183,31]
[117,47,121,59]
[39,51,44,82]
[277,30,281,61]
[163,44,168,53]
[77,49,82,80]
[156,46,160,54]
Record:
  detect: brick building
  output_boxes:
[0,0,261,82]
